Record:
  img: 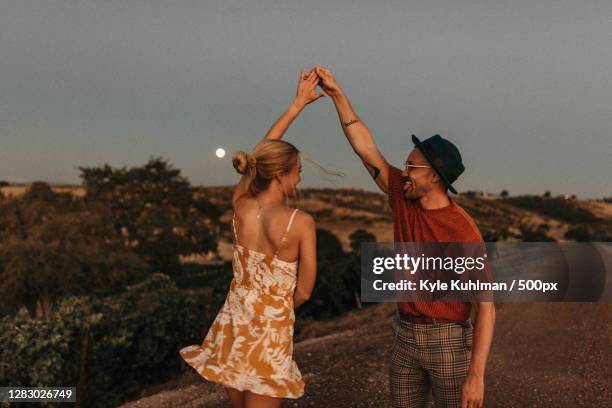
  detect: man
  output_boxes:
[314,66,495,408]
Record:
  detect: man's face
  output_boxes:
[401,148,437,199]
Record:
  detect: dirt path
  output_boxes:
[120,303,612,407]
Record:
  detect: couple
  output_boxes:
[180,67,495,408]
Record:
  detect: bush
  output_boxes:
[482,228,509,242]
[297,253,361,321]
[519,224,556,242]
[564,226,593,242]
[349,229,376,255]
[502,196,599,223]
[296,229,363,320]
[0,297,92,392]
[0,273,209,407]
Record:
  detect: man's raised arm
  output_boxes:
[315,66,391,193]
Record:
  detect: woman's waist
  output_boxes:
[230,277,295,297]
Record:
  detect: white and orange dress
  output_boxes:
[179,209,304,398]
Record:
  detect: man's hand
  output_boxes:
[461,373,484,408]
[294,68,325,108]
[314,66,343,98]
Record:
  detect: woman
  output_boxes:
[180,69,324,408]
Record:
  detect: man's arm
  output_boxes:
[315,66,391,193]
[461,302,496,408]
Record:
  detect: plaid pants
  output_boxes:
[389,315,473,408]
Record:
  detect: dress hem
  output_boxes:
[201,374,304,399]
[180,347,304,399]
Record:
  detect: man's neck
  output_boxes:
[418,191,451,210]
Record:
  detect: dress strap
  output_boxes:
[274,209,299,256]
[232,212,239,245]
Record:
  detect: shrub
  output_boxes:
[564,226,593,242]
[0,274,209,407]
[519,224,556,242]
[296,229,362,320]
[502,196,599,223]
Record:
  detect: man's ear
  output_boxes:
[430,172,447,191]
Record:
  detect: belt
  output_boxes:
[399,312,464,325]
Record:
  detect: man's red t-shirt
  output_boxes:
[387,165,484,321]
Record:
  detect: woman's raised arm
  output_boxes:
[232,69,324,205]
[264,69,325,140]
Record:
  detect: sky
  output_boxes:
[1,0,611,198]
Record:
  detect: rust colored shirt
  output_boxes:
[387,165,484,321]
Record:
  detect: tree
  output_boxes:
[315,228,343,260]
[482,228,508,242]
[564,226,592,242]
[0,188,149,318]
[519,223,555,242]
[78,157,220,274]
[296,228,369,317]
[543,190,551,198]
[349,229,376,256]
[500,190,509,198]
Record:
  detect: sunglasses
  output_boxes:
[403,161,431,172]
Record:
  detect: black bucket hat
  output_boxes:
[411,134,465,194]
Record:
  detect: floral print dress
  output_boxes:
[179,209,304,398]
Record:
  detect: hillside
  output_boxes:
[200,186,612,259]
[3,183,611,258]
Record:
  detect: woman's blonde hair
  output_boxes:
[232,139,300,197]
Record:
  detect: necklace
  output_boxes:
[255,196,284,219]
[256,198,263,219]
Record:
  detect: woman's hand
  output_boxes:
[294,68,326,108]
[263,69,322,141]
[314,66,343,98]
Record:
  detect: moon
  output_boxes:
[215,148,226,158]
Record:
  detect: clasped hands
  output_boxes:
[293,66,343,108]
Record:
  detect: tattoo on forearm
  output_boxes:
[344,119,359,128]
[364,161,380,180]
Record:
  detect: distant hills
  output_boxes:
[183,186,612,256]
[3,183,610,257]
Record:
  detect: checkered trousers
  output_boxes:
[389,315,473,408]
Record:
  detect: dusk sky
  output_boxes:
[1,0,611,198]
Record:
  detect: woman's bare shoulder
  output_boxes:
[292,209,315,231]
[232,194,255,213]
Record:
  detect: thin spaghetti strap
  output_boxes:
[232,212,239,245]
[274,209,299,256]
[285,208,299,236]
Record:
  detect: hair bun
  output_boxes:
[232,151,249,175]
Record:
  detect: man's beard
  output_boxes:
[403,191,422,200]
[403,179,424,200]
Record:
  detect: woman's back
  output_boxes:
[232,197,302,263]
